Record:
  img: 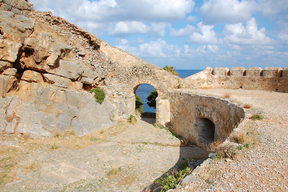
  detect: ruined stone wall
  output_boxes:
[183,67,288,92]
[168,90,245,151]
[0,0,180,136]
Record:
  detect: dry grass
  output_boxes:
[106,167,136,186]
[231,132,247,144]
[0,123,130,186]
[243,104,252,109]
[22,162,41,173]
[107,167,122,178]
[117,175,136,186]
[0,146,24,186]
[223,93,231,98]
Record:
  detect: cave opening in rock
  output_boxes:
[196,117,215,143]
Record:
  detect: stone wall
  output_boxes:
[0,0,180,136]
[168,90,245,151]
[183,67,288,92]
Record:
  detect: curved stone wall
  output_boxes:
[168,90,245,151]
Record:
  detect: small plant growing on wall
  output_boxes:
[163,66,179,76]
[90,88,105,104]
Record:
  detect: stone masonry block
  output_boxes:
[263,67,281,78]
[230,67,245,77]
[246,67,262,77]
[213,67,229,76]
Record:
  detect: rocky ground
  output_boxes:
[173,89,288,192]
[0,117,207,192]
[1,89,287,192]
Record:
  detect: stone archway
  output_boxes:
[133,83,158,124]
[131,81,170,125]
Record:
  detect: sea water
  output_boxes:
[135,69,202,113]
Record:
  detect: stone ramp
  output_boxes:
[1,119,207,192]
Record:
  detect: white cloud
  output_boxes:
[110,21,148,35]
[150,23,170,37]
[189,22,218,43]
[30,0,194,36]
[200,0,255,24]
[201,45,219,52]
[171,24,195,36]
[186,16,196,22]
[116,39,181,57]
[30,0,194,22]
[257,0,288,15]
[224,18,271,45]
[139,39,181,57]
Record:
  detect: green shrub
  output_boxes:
[157,167,191,192]
[236,142,251,150]
[90,88,105,104]
[128,115,137,124]
[147,90,158,108]
[249,114,263,120]
[135,95,143,114]
[163,66,178,76]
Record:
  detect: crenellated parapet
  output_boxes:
[183,67,288,92]
[211,67,286,78]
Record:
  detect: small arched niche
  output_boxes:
[196,117,215,143]
[134,83,158,124]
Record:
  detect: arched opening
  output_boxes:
[134,84,158,124]
[196,117,215,143]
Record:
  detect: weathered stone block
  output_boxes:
[21,70,44,82]
[52,60,83,80]
[3,0,33,11]
[0,61,12,71]
[213,67,229,76]
[71,81,83,90]
[156,97,170,125]
[0,74,16,95]
[2,68,17,76]
[43,73,72,88]
[263,67,281,78]
[230,67,245,77]
[282,68,288,78]
[0,39,22,62]
[246,67,262,77]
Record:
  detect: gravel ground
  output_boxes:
[173,89,288,192]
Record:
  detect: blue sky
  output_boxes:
[30,0,288,69]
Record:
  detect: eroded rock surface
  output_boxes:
[0,0,179,137]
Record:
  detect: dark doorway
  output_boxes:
[196,117,215,143]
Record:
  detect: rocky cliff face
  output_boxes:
[0,0,179,137]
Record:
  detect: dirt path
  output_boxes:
[173,89,288,192]
[0,118,207,192]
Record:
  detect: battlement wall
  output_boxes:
[211,67,287,78]
[183,67,288,92]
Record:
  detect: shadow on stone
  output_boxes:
[141,112,156,124]
[142,142,208,192]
